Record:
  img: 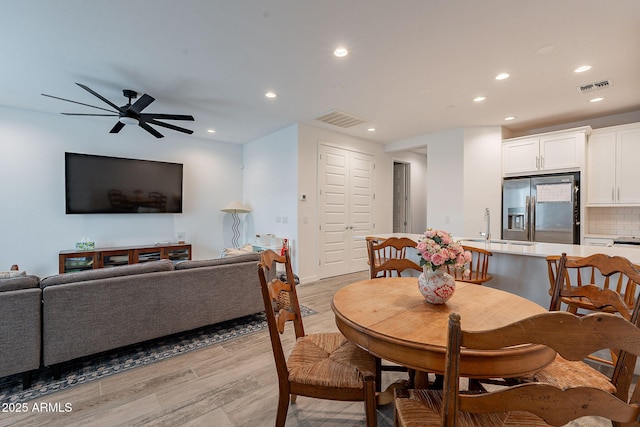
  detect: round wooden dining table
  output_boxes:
[331,277,556,380]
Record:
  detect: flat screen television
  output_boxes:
[65,152,183,214]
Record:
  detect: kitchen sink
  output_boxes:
[499,241,536,246]
[460,238,536,247]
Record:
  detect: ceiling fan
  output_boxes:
[42,83,195,138]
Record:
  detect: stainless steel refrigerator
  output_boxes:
[502,173,580,244]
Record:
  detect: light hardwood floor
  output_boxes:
[0,271,611,426]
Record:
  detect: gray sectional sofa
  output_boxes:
[1,252,263,386]
[0,274,42,385]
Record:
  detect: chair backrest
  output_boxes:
[446,245,492,284]
[548,253,640,400]
[548,253,640,316]
[257,249,304,378]
[366,236,421,279]
[441,311,640,426]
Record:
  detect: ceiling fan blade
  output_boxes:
[75,83,122,112]
[110,121,125,134]
[145,118,194,135]
[42,93,117,113]
[61,113,118,116]
[139,121,164,138]
[128,94,155,114]
[140,113,195,121]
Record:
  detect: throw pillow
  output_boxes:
[0,270,27,278]
[221,243,254,258]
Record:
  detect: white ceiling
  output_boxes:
[2,0,639,144]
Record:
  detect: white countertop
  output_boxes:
[367,233,640,264]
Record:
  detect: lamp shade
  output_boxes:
[221,201,251,213]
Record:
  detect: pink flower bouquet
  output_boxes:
[416,229,471,273]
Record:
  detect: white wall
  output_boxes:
[387,127,502,239]
[425,130,465,235]
[393,128,466,235]
[242,123,299,261]
[0,107,244,277]
[462,127,503,239]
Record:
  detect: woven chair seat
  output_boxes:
[531,354,616,393]
[394,389,549,426]
[287,332,375,389]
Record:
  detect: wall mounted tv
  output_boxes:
[65,152,183,214]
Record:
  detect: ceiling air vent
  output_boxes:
[577,79,613,94]
[315,109,368,128]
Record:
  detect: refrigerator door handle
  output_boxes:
[531,195,536,242]
[525,195,530,240]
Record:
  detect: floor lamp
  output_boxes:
[221,201,251,248]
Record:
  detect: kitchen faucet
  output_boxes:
[480,208,491,241]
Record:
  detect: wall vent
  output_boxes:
[578,79,613,94]
[315,109,368,128]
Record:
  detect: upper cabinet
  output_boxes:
[587,123,640,206]
[502,127,588,177]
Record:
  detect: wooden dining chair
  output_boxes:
[366,236,421,279]
[446,245,492,285]
[394,311,640,426]
[547,253,640,317]
[366,236,422,386]
[257,249,378,427]
[532,252,640,402]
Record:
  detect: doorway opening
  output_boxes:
[393,161,410,233]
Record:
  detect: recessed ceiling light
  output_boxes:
[495,73,510,80]
[334,47,349,57]
[473,96,486,102]
[504,116,516,121]
[367,127,376,132]
[265,91,277,98]
[575,65,592,73]
[207,129,216,133]
[589,97,604,103]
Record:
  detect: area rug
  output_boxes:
[0,306,316,404]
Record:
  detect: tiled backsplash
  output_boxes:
[587,207,640,237]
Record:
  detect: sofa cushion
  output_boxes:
[41,259,174,288]
[175,252,260,270]
[0,275,40,292]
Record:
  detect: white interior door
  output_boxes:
[319,144,374,278]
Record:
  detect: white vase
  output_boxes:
[418,266,456,304]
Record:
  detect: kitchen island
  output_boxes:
[367,233,640,308]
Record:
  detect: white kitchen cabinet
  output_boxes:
[587,131,617,204]
[503,127,587,176]
[587,123,640,205]
[502,138,540,175]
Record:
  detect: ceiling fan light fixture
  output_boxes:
[119,116,139,126]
